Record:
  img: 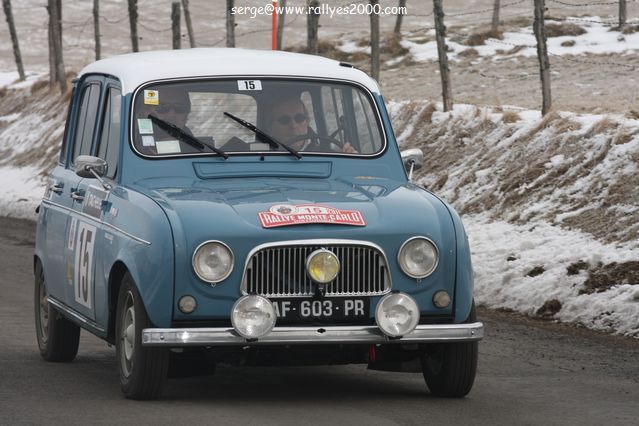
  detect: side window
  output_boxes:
[72,83,101,163]
[97,87,122,179]
[59,87,75,164]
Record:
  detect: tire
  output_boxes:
[34,261,80,362]
[420,302,479,398]
[115,272,169,400]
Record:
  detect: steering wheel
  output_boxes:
[285,132,344,151]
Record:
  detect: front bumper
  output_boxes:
[142,322,484,347]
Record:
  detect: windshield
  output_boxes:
[131,79,385,157]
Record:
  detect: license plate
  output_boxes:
[271,298,369,323]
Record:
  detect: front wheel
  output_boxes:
[420,302,479,398]
[34,261,80,362]
[115,272,169,399]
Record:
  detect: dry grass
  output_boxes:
[458,48,479,58]
[30,79,50,93]
[580,261,639,294]
[561,40,576,47]
[417,103,436,125]
[621,24,639,34]
[545,23,586,37]
[505,16,532,28]
[536,299,562,318]
[554,117,582,134]
[381,33,409,56]
[588,117,619,137]
[467,28,504,46]
[502,111,521,123]
[626,110,639,120]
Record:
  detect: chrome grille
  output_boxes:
[241,242,391,297]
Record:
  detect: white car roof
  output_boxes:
[79,48,381,95]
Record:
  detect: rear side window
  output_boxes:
[72,83,101,163]
[96,87,122,179]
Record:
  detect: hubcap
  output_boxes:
[38,280,49,343]
[120,291,135,377]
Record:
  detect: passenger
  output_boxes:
[266,95,357,153]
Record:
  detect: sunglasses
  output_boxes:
[156,103,190,114]
[275,113,308,126]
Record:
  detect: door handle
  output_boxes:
[71,190,85,202]
[50,182,64,194]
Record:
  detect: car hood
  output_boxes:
[131,176,454,244]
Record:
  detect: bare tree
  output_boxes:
[533,0,551,115]
[182,0,196,47]
[47,0,66,92]
[619,0,627,29]
[393,0,406,35]
[226,0,235,48]
[172,2,181,49]
[492,0,500,32]
[128,0,139,52]
[93,0,101,60]
[307,0,320,55]
[433,0,452,111]
[2,0,25,81]
[276,0,287,50]
[370,0,380,80]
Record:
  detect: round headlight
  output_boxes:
[231,295,276,339]
[306,249,340,284]
[192,241,234,283]
[398,237,438,279]
[375,293,419,337]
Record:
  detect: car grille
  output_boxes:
[241,242,392,297]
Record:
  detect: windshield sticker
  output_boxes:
[155,139,181,154]
[144,89,159,105]
[258,204,366,228]
[138,118,153,134]
[141,135,155,146]
[237,80,262,91]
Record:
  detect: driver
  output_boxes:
[266,95,357,153]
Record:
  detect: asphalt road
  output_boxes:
[1,216,638,425]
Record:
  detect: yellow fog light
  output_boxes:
[306,249,340,284]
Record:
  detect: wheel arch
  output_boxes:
[107,260,130,343]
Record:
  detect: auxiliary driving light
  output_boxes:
[306,249,340,284]
[231,295,276,339]
[375,293,419,338]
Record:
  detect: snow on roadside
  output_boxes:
[0,165,44,219]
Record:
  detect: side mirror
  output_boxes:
[400,148,423,180]
[74,155,107,178]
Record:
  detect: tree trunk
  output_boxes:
[2,0,25,80]
[182,0,195,47]
[47,3,54,86]
[128,0,139,52]
[93,0,101,60]
[492,0,500,32]
[619,0,627,29]
[226,0,235,48]
[48,0,66,93]
[533,0,551,115]
[276,0,287,50]
[171,2,181,49]
[307,0,320,55]
[393,0,406,35]
[433,0,452,112]
[370,0,380,80]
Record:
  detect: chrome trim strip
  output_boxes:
[240,239,393,297]
[41,198,151,246]
[142,322,484,347]
[47,296,106,333]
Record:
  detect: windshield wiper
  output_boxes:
[147,114,228,159]
[223,112,302,159]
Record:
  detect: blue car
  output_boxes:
[34,48,483,399]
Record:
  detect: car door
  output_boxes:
[64,76,104,319]
[70,80,122,324]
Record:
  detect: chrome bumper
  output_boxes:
[142,322,484,347]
